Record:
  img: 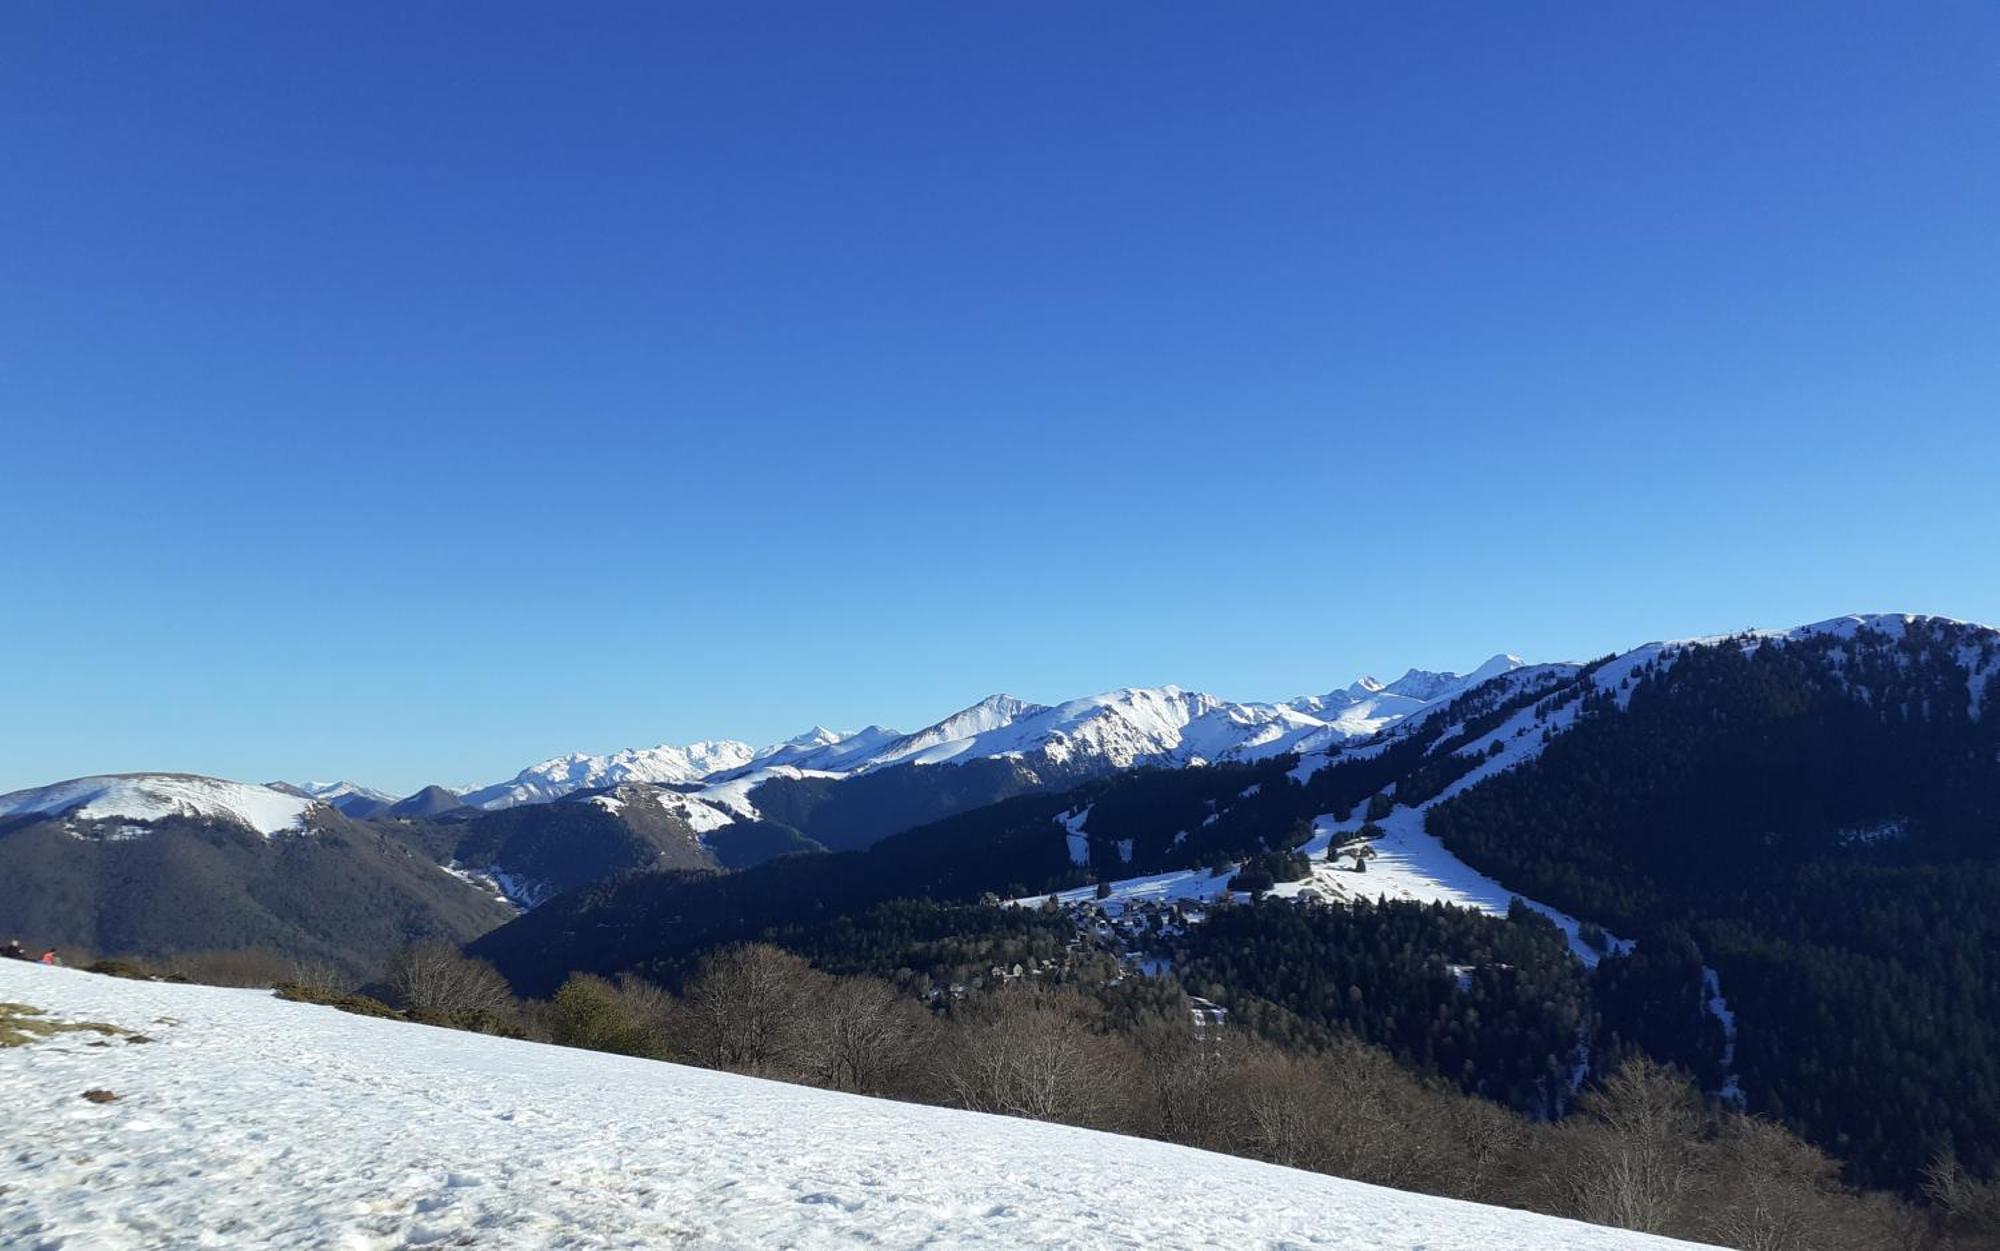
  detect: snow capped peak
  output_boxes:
[1467,652,1529,682]
[0,774,319,837]
[297,780,393,803]
[739,725,904,776]
[866,694,1047,767]
[962,692,1042,722]
[868,685,1296,773]
[1379,669,1460,700]
[461,740,758,810]
[1378,655,1525,702]
[1289,668,1487,720]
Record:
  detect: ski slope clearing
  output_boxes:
[1294,797,1628,967]
[0,963,1706,1250]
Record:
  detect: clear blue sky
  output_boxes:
[3,3,1996,795]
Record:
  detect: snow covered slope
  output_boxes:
[0,774,319,837]
[0,962,1705,1250]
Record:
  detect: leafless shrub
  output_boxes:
[285,958,349,996]
[1435,1090,1535,1206]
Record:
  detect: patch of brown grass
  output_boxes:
[272,982,403,1020]
[0,1002,130,1048]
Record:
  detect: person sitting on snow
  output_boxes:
[38,948,60,966]
[0,938,27,961]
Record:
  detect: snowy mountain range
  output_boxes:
[6,611,1995,992]
[451,656,1531,814]
[8,616,1987,848]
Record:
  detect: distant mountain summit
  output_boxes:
[1383,654,1527,700]
[385,785,465,819]
[276,780,398,820]
[744,725,902,774]
[1288,655,1528,713]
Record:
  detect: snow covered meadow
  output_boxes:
[0,961,1709,1250]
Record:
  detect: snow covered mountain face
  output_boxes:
[0,774,325,838]
[460,656,1533,813]
[458,739,759,809]
[748,724,902,772]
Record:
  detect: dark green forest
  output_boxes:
[1429,621,2000,1186]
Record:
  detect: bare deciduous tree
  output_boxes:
[678,944,817,1077]
[1925,1153,2000,1250]
[1131,1004,1229,1150]
[1696,1115,1856,1251]
[938,988,1129,1128]
[797,974,927,1095]
[384,941,513,1025]
[1437,1091,1533,1206]
[1555,1057,1705,1234]
[1219,1041,1445,1192]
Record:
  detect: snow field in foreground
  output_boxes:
[0,962,1712,1250]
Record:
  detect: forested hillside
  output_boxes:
[0,807,513,976]
[473,618,2000,1194]
[1428,619,2000,1186]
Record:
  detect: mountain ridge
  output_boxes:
[452,658,1535,814]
